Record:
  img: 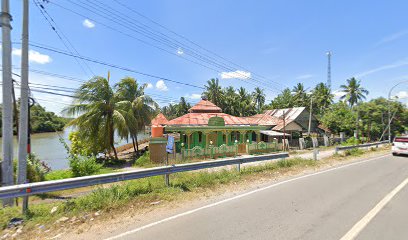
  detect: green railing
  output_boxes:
[181,144,238,160]
[247,141,278,154]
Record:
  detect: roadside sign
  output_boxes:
[166,136,174,153]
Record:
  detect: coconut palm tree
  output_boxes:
[223,86,238,115]
[292,83,308,107]
[204,78,223,106]
[312,82,333,114]
[340,77,369,107]
[115,77,158,153]
[65,76,128,159]
[237,87,255,116]
[176,97,190,116]
[252,87,266,113]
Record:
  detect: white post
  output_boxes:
[1,0,14,206]
[308,97,313,135]
[18,0,29,212]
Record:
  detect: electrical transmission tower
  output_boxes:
[326,51,332,89]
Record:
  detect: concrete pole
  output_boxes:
[308,97,313,135]
[1,0,14,206]
[18,0,29,212]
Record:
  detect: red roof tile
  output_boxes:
[188,100,222,113]
[151,113,169,126]
[166,113,251,126]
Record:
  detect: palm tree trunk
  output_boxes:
[109,119,118,159]
[135,133,139,153]
[131,135,137,153]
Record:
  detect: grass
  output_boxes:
[0,157,314,231]
[45,168,116,181]
[0,146,389,235]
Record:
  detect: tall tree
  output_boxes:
[269,88,295,109]
[177,97,190,116]
[223,86,238,115]
[115,77,158,152]
[65,76,127,159]
[204,78,223,106]
[312,82,333,115]
[292,83,308,107]
[340,77,369,107]
[252,87,266,113]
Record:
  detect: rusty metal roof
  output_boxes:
[244,113,279,126]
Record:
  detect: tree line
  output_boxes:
[0,103,69,136]
[162,77,407,140]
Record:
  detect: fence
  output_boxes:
[181,144,238,160]
[247,141,278,154]
[0,152,289,199]
[334,141,389,154]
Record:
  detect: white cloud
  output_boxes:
[185,93,201,100]
[12,48,52,64]
[146,83,153,89]
[220,70,251,80]
[296,74,313,80]
[82,19,95,28]
[177,47,184,55]
[156,80,168,91]
[332,89,344,100]
[395,91,408,99]
[376,30,408,46]
[355,58,408,78]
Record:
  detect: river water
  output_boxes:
[0,129,149,170]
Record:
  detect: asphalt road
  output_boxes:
[105,154,408,240]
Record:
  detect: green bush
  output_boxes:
[343,148,363,156]
[133,151,152,168]
[7,154,50,183]
[342,137,361,146]
[69,155,102,177]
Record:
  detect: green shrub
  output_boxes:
[342,137,361,146]
[26,154,50,182]
[7,154,50,183]
[343,148,363,156]
[133,151,154,168]
[69,155,102,177]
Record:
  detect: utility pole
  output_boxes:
[308,97,313,136]
[282,110,286,151]
[327,51,332,90]
[18,0,29,213]
[1,0,14,206]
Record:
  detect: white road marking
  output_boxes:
[340,173,408,240]
[104,154,389,240]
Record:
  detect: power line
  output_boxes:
[111,0,282,87]
[17,41,206,89]
[46,0,282,92]
[33,0,94,77]
[99,0,285,90]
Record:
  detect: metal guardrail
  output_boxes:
[0,152,289,199]
[335,141,389,154]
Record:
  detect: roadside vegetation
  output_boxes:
[0,146,390,237]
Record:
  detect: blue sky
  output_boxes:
[4,0,408,115]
